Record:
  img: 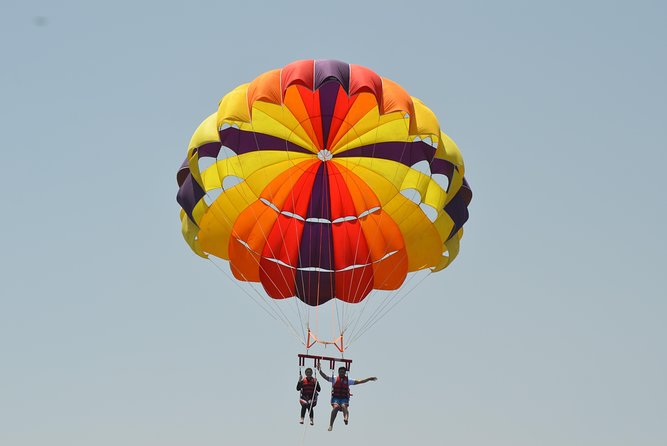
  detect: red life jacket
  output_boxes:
[300,378,318,400]
[332,376,350,399]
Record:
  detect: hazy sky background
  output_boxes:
[1,1,665,445]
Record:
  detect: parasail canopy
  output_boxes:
[176,59,472,347]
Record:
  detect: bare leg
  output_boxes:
[329,404,340,431]
[342,404,349,424]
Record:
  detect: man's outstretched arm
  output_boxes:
[354,376,378,385]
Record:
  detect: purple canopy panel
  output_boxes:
[176,173,205,223]
[314,59,350,92]
[296,163,335,306]
[218,127,312,155]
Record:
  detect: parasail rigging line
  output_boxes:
[247,112,313,342]
[347,269,433,348]
[204,145,307,343]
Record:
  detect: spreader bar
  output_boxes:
[298,354,352,371]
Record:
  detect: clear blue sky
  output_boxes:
[1,1,665,445]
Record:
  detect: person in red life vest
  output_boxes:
[296,367,321,425]
[317,364,377,431]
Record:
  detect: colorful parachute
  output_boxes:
[177,59,471,323]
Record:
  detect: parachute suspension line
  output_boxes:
[207,257,278,322]
[347,286,407,346]
[202,196,301,338]
[204,213,304,342]
[332,290,336,349]
[346,128,449,342]
[334,155,363,310]
[345,156,430,343]
[305,328,344,352]
[347,269,432,348]
[324,159,345,347]
[346,108,444,345]
[326,143,361,339]
[334,298,344,347]
[299,106,335,434]
[343,249,411,341]
[347,122,449,345]
[265,112,319,344]
[207,257,305,346]
[350,270,430,346]
[341,176,412,344]
[210,238,304,345]
[347,109,384,305]
[231,114,311,341]
[306,304,311,351]
[304,154,337,349]
[334,173,376,338]
[274,117,313,345]
[341,283,381,341]
[338,111,407,341]
[208,139,307,344]
[346,227,407,339]
[347,255,418,342]
[246,120,310,341]
[313,157,324,343]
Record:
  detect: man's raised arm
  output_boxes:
[317,365,330,381]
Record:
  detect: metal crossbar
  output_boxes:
[298,354,352,372]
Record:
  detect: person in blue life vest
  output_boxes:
[317,364,378,431]
[297,367,321,425]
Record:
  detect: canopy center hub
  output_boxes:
[317,149,333,162]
